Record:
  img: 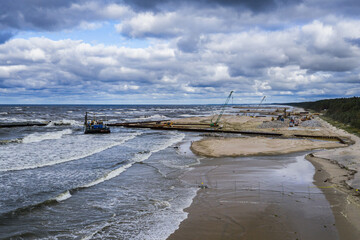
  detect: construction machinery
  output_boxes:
[252,96,266,117]
[84,112,110,134]
[210,91,234,127]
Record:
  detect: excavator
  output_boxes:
[210,91,234,127]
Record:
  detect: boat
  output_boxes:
[84,112,110,134]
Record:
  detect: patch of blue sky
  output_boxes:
[13,21,150,49]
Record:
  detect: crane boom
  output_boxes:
[211,91,234,127]
[256,96,266,110]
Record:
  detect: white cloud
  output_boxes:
[115,12,182,38]
[1,1,360,103]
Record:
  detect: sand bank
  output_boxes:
[168,115,360,239]
[191,136,344,158]
[173,115,339,136]
[169,153,360,240]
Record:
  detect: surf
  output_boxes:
[0,132,142,172]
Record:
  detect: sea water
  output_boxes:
[0,105,238,239]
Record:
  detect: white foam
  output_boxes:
[81,132,185,189]
[0,117,45,123]
[124,114,168,122]
[0,132,141,172]
[134,188,198,240]
[46,119,82,127]
[22,129,72,144]
[54,190,72,202]
[151,199,171,209]
[82,163,133,188]
[80,217,114,240]
[0,112,8,115]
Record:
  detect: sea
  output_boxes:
[0,104,239,239]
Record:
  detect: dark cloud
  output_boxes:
[306,0,360,17]
[177,35,201,53]
[121,0,302,12]
[346,38,360,47]
[0,0,305,33]
[0,31,14,44]
[0,0,75,30]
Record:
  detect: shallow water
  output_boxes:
[0,104,329,239]
[0,105,239,239]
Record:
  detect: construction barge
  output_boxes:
[84,112,110,134]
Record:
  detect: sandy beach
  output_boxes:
[191,136,344,158]
[168,115,360,239]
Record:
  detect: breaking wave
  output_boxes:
[82,132,185,188]
[47,119,83,127]
[0,132,142,172]
[124,114,169,122]
[54,190,72,202]
[22,129,73,144]
[0,132,185,220]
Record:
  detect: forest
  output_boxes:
[289,97,360,129]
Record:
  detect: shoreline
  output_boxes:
[306,153,360,239]
[169,116,360,239]
[169,151,350,239]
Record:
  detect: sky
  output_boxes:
[0,0,360,104]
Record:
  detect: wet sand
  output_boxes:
[306,154,360,239]
[169,153,349,239]
[168,115,360,239]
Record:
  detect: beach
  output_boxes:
[1,105,360,239]
[169,115,360,239]
[191,136,343,157]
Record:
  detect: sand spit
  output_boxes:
[169,114,360,239]
[191,136,344,158]
[173,114,344,137]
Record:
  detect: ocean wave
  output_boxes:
[124,114,169,122]
[46,119,83,127]
[0,112,8,115]
[82,163,133,188]
[0,132,141,172]
[1,188,76,219]
[54,190,72,202]
[0,117,46,123]
[0,132,183,220]
[81,132,185,189]
[0,196,59,218]
[134,188,198,240]
[150,199,171,209]
[22,129,73,144]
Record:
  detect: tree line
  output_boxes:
[288,97,360,129]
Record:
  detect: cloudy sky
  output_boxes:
[0,0,360,104]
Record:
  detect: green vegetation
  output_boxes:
[289,97,360,136]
